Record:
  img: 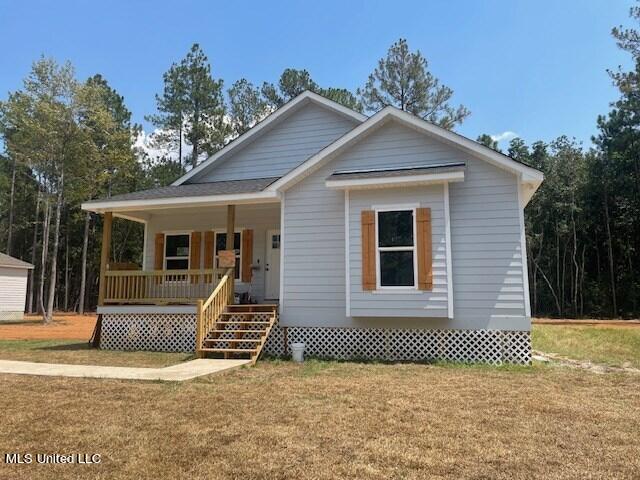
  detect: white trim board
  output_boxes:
[344,190,351,317]
[443,182,454,319]
[172,91,366,186]
[82,191,280,214]
[517,181,532,318]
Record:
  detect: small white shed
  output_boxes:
[0,252,34,322]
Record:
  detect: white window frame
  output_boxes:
[374,205,419,291]
[214,230,243,282]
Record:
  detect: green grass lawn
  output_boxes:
[0,339,193,367]
[532,324,640,368]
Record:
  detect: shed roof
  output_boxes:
[327,162,466,181]
[0,253,34,269]
[83,177,280,205]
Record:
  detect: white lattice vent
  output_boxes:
[264,327,531,365]
[100,313,196,352]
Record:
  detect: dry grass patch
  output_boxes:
[0,360,639,479]
[0,340,191,367]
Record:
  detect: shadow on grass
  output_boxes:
[38,342,92,352]
[261,354,539,375]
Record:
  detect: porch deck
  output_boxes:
[102,268,228,306]
[98,266,278,364]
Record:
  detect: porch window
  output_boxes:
[164,233,190,270]
[376,209,416,288]
[215,232,241,280]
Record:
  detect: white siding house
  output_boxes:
[0,253,34,321]
[83,91,543,364]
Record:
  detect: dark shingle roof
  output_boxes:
[84,177,280,204]
[327,162,465,181]
[0,253,34,269]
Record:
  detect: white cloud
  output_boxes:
[490,131,519,143]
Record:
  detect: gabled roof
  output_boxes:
[172,90,367,186]
[0,253,34,270]
[266,106,544,194]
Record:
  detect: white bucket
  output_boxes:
[291,342,305,363]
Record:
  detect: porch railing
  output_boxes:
[103,269,227,305]
[196,268,234,357]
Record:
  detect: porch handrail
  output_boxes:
[103,268,227,304]
[196,267,234,357]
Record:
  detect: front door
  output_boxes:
[265,229,281,300]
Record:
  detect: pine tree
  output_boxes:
[358,38,469,129]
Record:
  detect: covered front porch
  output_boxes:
[84,193,282,361]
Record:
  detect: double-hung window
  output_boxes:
[376,209,417,288]
[214,232,242,280]
[164,234,190,271]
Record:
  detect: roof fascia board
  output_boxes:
[0,263,34,270]
[326,171,465,190]
[172,91,367,186]
[82,190,280,213]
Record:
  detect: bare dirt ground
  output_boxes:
[0,314,97,340]
[533,318,640,328]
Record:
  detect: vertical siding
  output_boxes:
[348,186,448,317]
[144,203,280,302]
[0,268,29,314]
[281,120,528,330]
[191,103,358,183]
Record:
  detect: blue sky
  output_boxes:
[0,0,635,150]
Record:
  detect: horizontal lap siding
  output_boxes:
[281,120,528,331]
[282,163,347,325]
[193,103,358,182]
[349,186,448,318]
[0,268,28,313]
[144,204,280,301]
[449,154,527,330]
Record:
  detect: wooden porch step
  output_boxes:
[204,338,262,344]
[220,311,275,316]
[215,321,271,325]
[208,329,268,334]
[226,305,278,312]
[200,348,259,354]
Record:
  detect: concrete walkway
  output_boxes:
[0,358,251,381]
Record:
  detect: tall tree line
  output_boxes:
[2,27,636,319]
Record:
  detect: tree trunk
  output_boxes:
[603,187,617,317]
[78,211,91,315]
[178,116,183,167]
[27,192,41,314]
[38,200,51,321]
[6,157,17,255]
[64,225,69,312]
[46,170,64,323]
[533,258,562,316]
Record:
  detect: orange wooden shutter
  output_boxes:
[154,233,164,270]
[241,229,253,282]
[416,208,433,290]
[361,210,376,290]
[204,231,215,268]
[190,232,202,283]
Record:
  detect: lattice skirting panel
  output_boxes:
[263,327,531,365]
[100,313,196,352]
[0,311,24,322]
